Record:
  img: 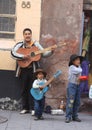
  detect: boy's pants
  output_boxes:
[34,97,45,118]
[66,83,81,119]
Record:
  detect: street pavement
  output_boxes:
[0,110,92,130]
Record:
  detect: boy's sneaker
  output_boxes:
[65,118,71,123]
[73,117,81,122]
[34,117,39,121]
[39,116,44,120]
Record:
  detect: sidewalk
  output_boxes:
[0,110,92,130]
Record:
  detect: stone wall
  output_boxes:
[0,97,21,110]
[40,0,83,108]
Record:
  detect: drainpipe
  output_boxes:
[79,12,84,55]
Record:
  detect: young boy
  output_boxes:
[32,69,47,120]
[65,54,83,123]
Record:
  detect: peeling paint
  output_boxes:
[40,0,83,108]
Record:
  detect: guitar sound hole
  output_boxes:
[31,52,35,57]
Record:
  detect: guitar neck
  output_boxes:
[35,45,57,55]
[34,42,66,55]
[42,77,55,88]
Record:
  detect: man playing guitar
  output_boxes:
[11,28,54,114]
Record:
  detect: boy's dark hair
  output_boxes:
[23,28,32,34]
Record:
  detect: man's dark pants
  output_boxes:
[20,67,34,110]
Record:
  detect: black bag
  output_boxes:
[44,105,52,114]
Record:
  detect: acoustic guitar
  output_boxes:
[17,42,66,68]
[30,70,62,100]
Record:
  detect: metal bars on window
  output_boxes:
[0,0,16,39]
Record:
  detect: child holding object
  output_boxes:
[32,69,48,120]
[65,54,84,123]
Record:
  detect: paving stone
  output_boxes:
[0,110,92,130]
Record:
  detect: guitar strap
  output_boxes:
[29,41,35,47]
[23,40,35,48]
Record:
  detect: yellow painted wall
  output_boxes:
[0,0,41,70]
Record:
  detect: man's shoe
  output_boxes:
[73,117,81,122]
[20,109,29,114]
[31,110,35,116]
[65,118,71,123]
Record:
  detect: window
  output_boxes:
[0,0,16,39]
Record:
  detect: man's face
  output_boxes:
[23,30,32,42]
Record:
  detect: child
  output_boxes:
[32,69,47,120]
[65,54,83,123]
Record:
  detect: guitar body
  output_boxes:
[30,82,49,100]
[16,43,66,68]
[31,87,49,100]
[17,46,41,68]
[30,70,62,100]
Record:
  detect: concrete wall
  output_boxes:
[40,0,83,108]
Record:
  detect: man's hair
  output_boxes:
[23,28,32,34]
